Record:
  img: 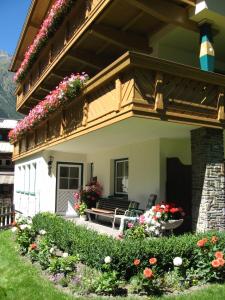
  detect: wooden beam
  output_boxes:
[218,89,225,121]
[51,73,64,80]
[67,49,108,70]
[154,72,164,111]
[39,86,51,93]
[90,24,152,53]
[125,0,198,32]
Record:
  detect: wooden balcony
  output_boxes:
[13,51,225,160]
[14,0,199,114]
[15,0,105,112]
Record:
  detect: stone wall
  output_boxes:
[191,127,225,232]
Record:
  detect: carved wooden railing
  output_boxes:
[16,0,102,111]
[13,52,225,159]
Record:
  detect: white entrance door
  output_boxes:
[56,163,82,215]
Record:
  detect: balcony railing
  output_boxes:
[16,0,103,111]
[13,52,225,160]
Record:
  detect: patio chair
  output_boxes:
[113,194,157,232]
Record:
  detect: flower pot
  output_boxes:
[79,215,87,221]
[160,219,183,230]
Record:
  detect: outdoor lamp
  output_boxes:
[48,156,54,176]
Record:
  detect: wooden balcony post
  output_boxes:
[115,76,122,112]
[154,72,164,111]
[60,110,66,134]
[217,88,225,121]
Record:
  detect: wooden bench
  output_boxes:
[85,198,138,226]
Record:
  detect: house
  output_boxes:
[9,0,225,232]
[0,119,17,205]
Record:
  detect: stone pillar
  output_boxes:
[191,127,225,232]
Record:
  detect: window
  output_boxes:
[114,159,128,195]
[6,160,11,166]
[59,166,80,190]
[30,163,36,195]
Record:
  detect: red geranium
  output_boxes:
[211,259,220,268]
[215,251,224,259]
[134,259,140,266]
[30,243,37,250]
[149,257,157,265]
[143,268,153,279]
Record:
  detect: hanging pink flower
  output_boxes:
[9,72,89,143]
[14,0,75,83]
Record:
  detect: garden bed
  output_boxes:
[10,212,225,298]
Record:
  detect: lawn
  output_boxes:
[1,229,225,300]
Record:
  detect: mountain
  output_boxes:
[0,50,22,119]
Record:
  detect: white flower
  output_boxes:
[104,256,111,264]
[27,225,32,230]
[160,205,165,209]
[173,257,183,267]
[20,224,28,230]
[154,229,160,236]
[156,212,162,218]
[27,219,32,224]
[50,247,55,254]
[11,227,17,233]
[39,229,46,235]
[62,252,68,258]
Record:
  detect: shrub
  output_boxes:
[32,213,225,280]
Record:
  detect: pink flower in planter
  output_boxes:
[9,72,89,144]
[14,0,74,82]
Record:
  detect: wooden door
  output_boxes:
[166,158,192,233]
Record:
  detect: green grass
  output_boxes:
[1,230,225,300]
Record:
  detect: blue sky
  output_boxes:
[0,0,31,55]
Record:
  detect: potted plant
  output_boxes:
[140,202,185,236]
[74,202,87,221]
[79,179,103,209]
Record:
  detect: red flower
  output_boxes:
[149,257,157,265]
[143,268,153,279]
[211,236,219,244]
[211,259,220,268]
[218,258,225,267]
[215,251,224,259]
[134,259,140,266]
[30,243,37,250]
[197,239,207,247]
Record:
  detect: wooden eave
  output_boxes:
[15,0,200,114]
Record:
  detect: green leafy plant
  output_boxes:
[93,271,122,295]
[49,255,79,276]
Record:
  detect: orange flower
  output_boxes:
[133,259,140,266]
[215,251,224,259]
[218,258,225,267]
[30,243,37,250]
[149,257,157,265]
[143,267,153,279]
[211,259,220,268]
[11,221,17,226]
[211,236,218,244]
[197,239,207,247]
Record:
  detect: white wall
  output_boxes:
[14,150,87,216]
[14,137,193,216]
[87,140,161,210]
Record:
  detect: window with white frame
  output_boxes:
[114,159,128,195]
[21,166,25,194]
[30,163,36,195]
[24,165,30,194]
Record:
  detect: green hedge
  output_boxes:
[32,213,225,279]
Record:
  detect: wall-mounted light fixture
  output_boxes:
[48,156,54,176]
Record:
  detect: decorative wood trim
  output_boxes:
[217,88,225,121]
[115,77,122,112]
[154,72,164,111]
